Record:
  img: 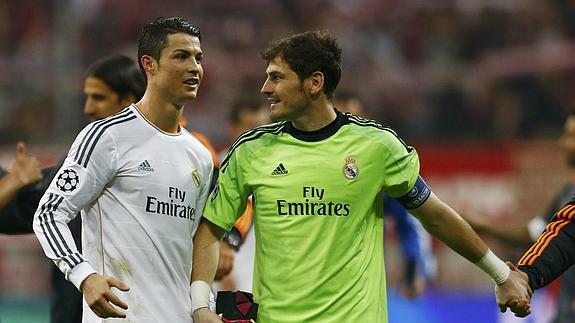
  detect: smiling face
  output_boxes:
[147,32,203,106]
[260,57,311,122]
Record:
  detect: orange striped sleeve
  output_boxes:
[518,204,575,266]
[233,200,254,241]
[191,131,220,168]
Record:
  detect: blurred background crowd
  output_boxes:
[1,0,575,322]
[1,0,575,145]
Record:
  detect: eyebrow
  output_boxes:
[267,70,283,76]
[172,49,202,56]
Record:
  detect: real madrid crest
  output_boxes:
[192,169,201,188]
[343,156,359,180]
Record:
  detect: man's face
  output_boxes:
[83,77,130,122]
[260,57,310,122]
[559,116,575,167]
[152,33,203,105]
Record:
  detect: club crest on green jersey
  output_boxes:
[192,169,201,187]
[343,156,359,180]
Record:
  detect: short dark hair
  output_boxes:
[137,17,201,77]
[229,95,265,124]
[261,30,342,99]
[85,54,146,101]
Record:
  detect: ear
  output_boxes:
[308,71,325,96]
[140,55,156,76]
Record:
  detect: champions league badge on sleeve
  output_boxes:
[343,156,359,180]
[56,168,79,192]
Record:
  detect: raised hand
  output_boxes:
[495,262,532,317]
[8,142,43,187]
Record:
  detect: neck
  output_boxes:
[135,91,184,134]
[291,100,337,132]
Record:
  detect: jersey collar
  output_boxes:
[284,110,348,142]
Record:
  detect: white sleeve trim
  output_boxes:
[68,261,97,291]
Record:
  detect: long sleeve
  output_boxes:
[518,199,575,290]
[33,120,120,289]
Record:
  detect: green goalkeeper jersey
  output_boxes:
[204,111,420,323]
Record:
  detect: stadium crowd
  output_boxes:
[1,1,575,146]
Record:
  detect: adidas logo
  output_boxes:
[271,163,288,175]
[137,160,154,172]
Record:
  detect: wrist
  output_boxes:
[191,280,211,313]
[222,227,242,251]
[474,249,510,285]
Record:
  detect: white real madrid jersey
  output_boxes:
[33,105,213,323]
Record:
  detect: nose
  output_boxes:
[83,99,94,116]
[261,78,272,95]
[188,58,201,74]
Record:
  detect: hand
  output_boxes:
[192,307,223,323]
[400,275,427,299]
[215,241,235,281]
[495,262,532,317]
[8,142,43,187]
[81,273,130,318]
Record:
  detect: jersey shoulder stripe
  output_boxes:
[74,108,137,168]
[220,122,286,173]
[346,113,413,153]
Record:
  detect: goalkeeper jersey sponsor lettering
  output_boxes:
[204,111,420,323]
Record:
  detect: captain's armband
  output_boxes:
[397,176,432,210]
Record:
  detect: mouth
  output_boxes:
[267,97,280,107]
[183,78,199,87]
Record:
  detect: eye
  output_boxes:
[195,55,203,63]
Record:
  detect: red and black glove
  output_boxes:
[216,290,258,323]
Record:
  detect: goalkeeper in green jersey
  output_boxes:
[191,30,530,323]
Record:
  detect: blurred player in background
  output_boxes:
[334,90,436,298]
[192,30,528,323]
[497,173,575,318]
[467,114,575,323]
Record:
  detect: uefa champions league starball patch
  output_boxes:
[343,156,359,180]
[56,168,79,192]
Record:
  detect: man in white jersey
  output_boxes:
[191,31,531,322]
[33,17,212,322]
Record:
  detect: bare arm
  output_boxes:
[191,218,225,323]
[410,192,488,263]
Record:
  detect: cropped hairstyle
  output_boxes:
[137,17,201,77]
[261,30,342,99]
